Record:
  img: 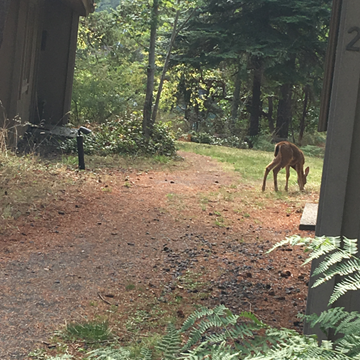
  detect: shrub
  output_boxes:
[251,134,275,152]
[189,132,248,149]
[60,114,176,157]
[301,144,325,158]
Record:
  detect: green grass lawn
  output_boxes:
[176,142,324,194]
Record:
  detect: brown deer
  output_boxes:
[262,141,309,192]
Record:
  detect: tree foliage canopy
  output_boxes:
[72,0,331,147]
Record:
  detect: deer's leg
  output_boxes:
[262,168,271,191]
[263,161,277,191]
[285,165,290,191]
[272,166,281,192]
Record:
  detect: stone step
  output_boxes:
[299,203,318,231]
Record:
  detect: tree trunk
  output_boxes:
[275,83,292,139]
[298,85,310,145]
[266,96,274,133]
[248,57,262,137]
[230,65,242,132]
[142,0,159,139]
[151,7,180,125]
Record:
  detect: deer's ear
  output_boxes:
[305,167,310,176]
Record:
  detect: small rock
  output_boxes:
[280,270,291,277]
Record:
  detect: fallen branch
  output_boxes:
[97,292,112,306]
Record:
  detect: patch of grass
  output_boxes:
[178,270,207,292]
[61,155,78,167]
[165,192,187,213]
[125,283,136,291]
[127,333,163,359]
[0,152,74,222]
[215,216,226,227]
[125,310,151,333]
[61,320,112,343]
[27,348,47,359]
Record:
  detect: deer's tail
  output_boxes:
[274,143,281,157]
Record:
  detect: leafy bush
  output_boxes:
[301,144,325,158]
[189,132,248,149]
[44,235,360,360]
[60,115,176,156]
[251,134,275,152]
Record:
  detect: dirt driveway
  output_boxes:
[0,151,315,359]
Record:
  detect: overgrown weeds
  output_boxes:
[0,101,23,153]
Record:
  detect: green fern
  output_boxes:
[179,341,240,360]
[140,347,153,360]
[87,346,131,359]
[156,323,181,359]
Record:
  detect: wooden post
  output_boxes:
[305,0,360,339]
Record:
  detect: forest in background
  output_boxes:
[71,0,331,149]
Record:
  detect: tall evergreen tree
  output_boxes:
[173,0,331,138]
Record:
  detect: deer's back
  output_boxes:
[275,141,305,168]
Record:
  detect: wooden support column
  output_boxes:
[305,0,360,339]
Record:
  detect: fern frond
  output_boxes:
[329,273,360,304]
[312,258,360,288]
[156,323,181,360]
[181,305,240,351]
[87,346,131,359]
[140,347,153,360]
[267,235,310,253]
[244,327,355,360]
[312,250,353,277]
[302,307,359,333]
[180,305,228,332]
[179,341,239,360]
[303,238,341,265]
[267,235,344,265]
[335,333,360,358]
[343,238,359,255]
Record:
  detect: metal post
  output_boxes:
[77,133,85,170]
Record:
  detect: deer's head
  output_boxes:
[298,166,310,191]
